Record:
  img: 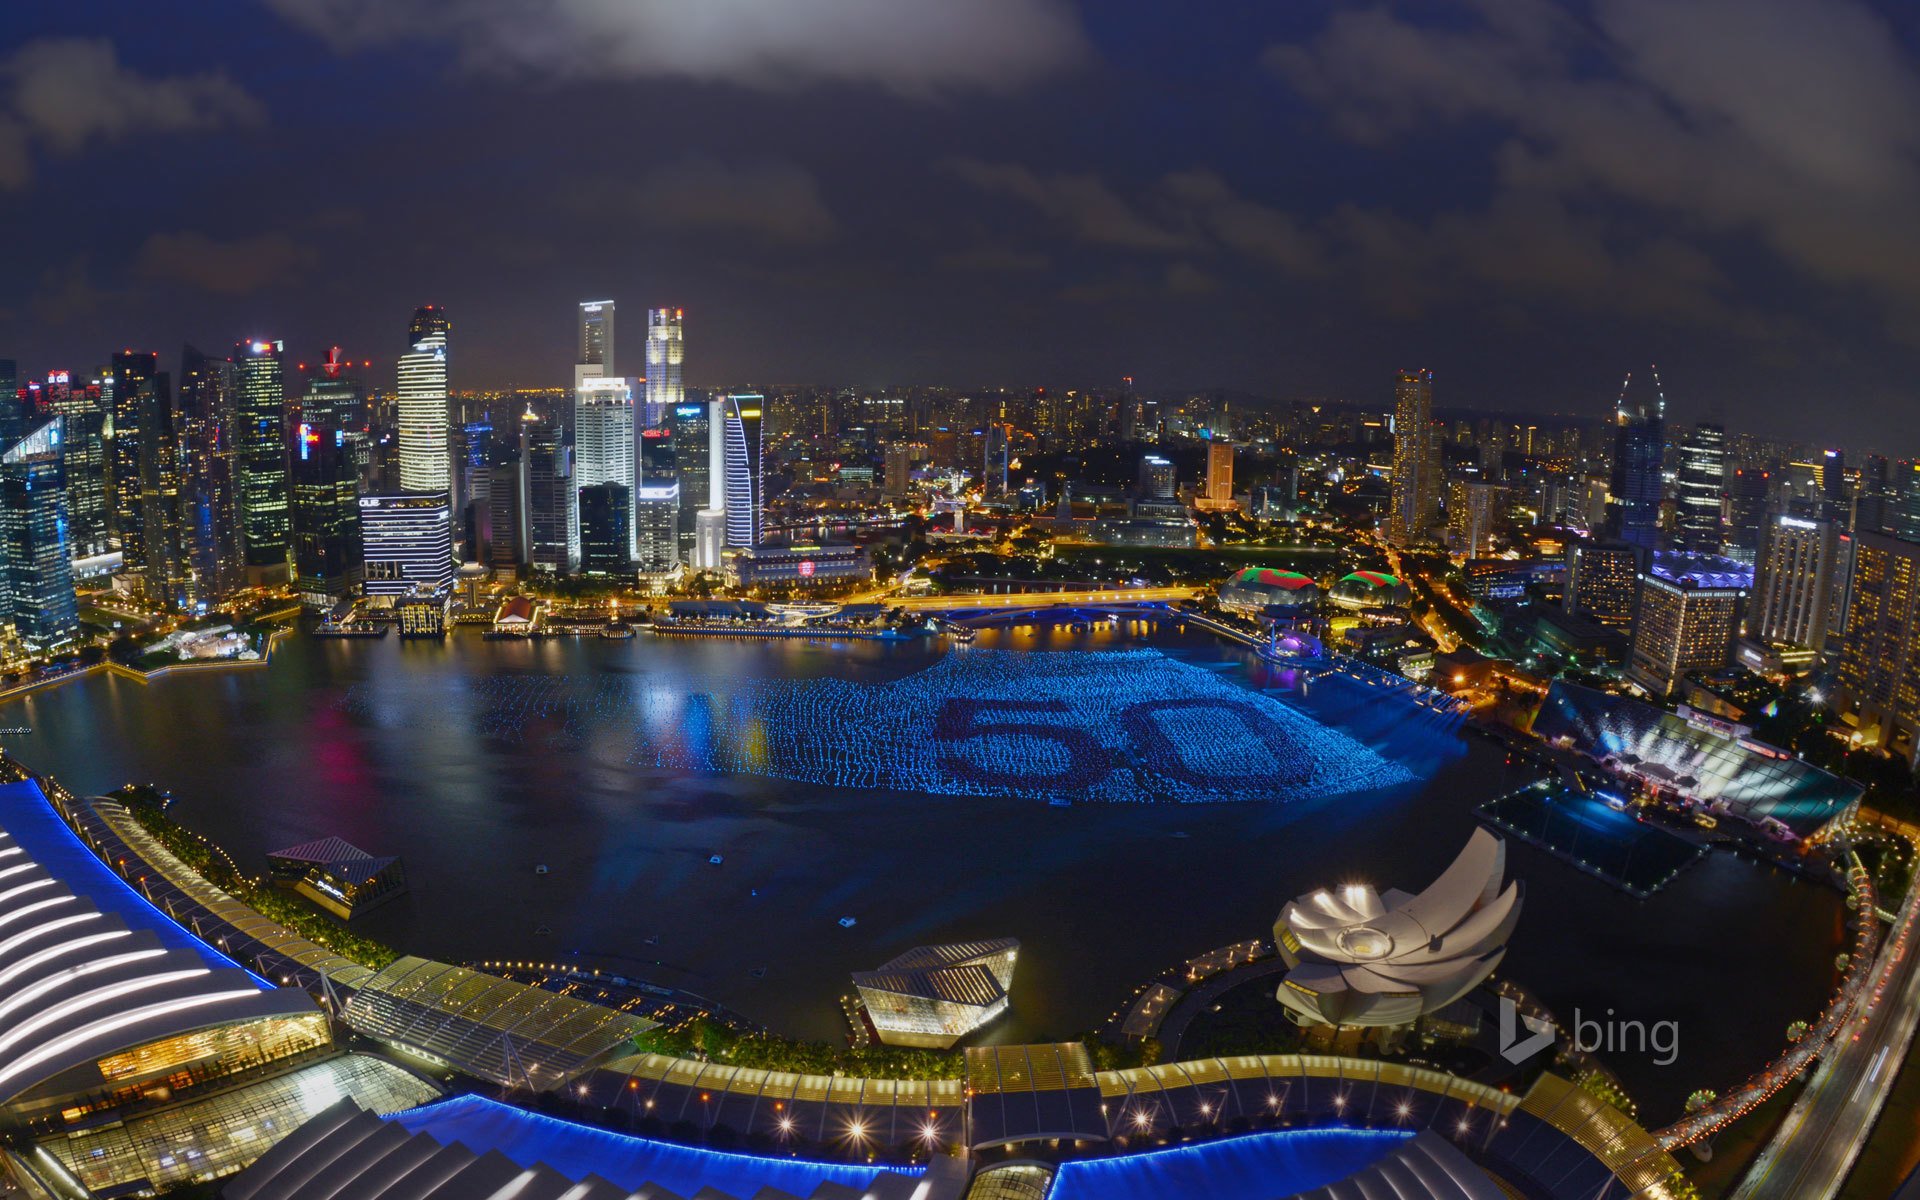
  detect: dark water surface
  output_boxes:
[5,624,1842,1122]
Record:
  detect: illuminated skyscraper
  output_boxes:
[671,401,716,565]
[573,376,635,555]
[1604,367,1665,552]
[578,299,615,380]
[109,350,159,570]
[1388,368,1438,546]
[1836,532,1920,763]
[721,392,763,549]
[524,414,577,573]
[636,428,679,573]
[235,338,291,578]
[1750,514,1843,653]
[1139,454,1175,500]
[1565,537,1643,627]
[1205,437,1235,507]
[1626,553,1751,696]
[1725,467,1773,564]
[397,306,450,493]
[359,492,453,596]
[0,417,78,646]
[138,369,192,610]
[291,423,363,608]
[577,482,630,576]
[178,346,245,601]
[1673,423,1726,552]
[39,371,110,561]
[645,308,684,429]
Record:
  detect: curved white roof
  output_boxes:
[0,782,318,1106]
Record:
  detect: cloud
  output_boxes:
[0,38,263,188]
[941,159,1197,252]
[624,159,836,244]
[262,0,1089,96]
[134,231,318,294]
[1265,0,1920,338]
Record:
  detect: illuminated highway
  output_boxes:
[890,586,1203,613]
[1732,866,1920,1200]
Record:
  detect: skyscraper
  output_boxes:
[671,401,714,565]
[397,307,451,494]
[138,370,192,610]
[303,348,365,431]
[1205,438,1235,508]
[1626,553,1751,697]
[1749,514,1843,653]
[1388,369,1438,546]
[235,339,291,580]
[573,376,636,555]
[359,493,454,596]
[178,346,246,601]
[1565,538,1643,627]
[1604,367,1665,551]
[0,418,78,647]
[524,414,577,573]
[1835,532,1920,763]
[290,423,363,608]
[40,371,110,562]
[577,482,630,576]
[577,300,615,385]
[1725,467,1773,563]
[721,392,764,550]
[1139,454,1175,500]
[109,350,159,571]
[645,308,684,430]
[1673,423,1726,552]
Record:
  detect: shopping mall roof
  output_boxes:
[342,957,656,1091]
[0,779,318,1107]
[226,1095,918,1200]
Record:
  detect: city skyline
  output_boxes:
[7,2,1920,451]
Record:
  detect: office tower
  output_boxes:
[1626,553,1751,696]
[1448,480,1502,558]
[524,416,577,572]
[983,422,1010,499]
[397,305,451,493]
[109,350,160,569]
[1673,423,1726,552]
[1750,515,1842,652]
[1206,438,1235,507]
[486,425,528,573]
[1138,454,1175,500]
[1857,455,1894,535]
[138,370,192,610]
[671,400,715,563]
[1565,538,1642,626]
[1836,532,1920,762]
[721,392,764,549]
[359,492,453,596]
[0,418,79,646]
[645,307,684,429]
[577,482,631,576]
[304,348,365,431]
[175,347,246,601]
[0,360,16,446]
[1725,467,1773,563]
[37,371,111,562]
[573,376,636,554]
[1388,369,1438,546]
[578,299,615,380]
[289,423,363,608]
[1821,448,1849,522]
[450,419,492,559]
[234,339,291,580]
[634,478,680,574]
[1604,367,1664,551]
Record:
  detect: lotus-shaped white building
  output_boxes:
[1275,829,1522,1027]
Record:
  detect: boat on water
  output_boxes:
[602,622,635,639]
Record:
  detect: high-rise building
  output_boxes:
[524,416,577,573]
[109,350,160,571]
[177,346,246,601]
[1565,538,1643,627]
[983,422,1010,499]
[577,299,615,380]
[1388,369,1438,546]
[1725,467,1773,563]
[0,360,16,447]
[303,348,365,432]
[397,307,451,493]
[574,376,636,555]
[0,418,78,647]
[1448,480,1502,558]
[234,339,291,580]
[1205,438,1235,508]
[290,423,363,608]
[1139,454,1175,500]
[577,483,630,576]
[672,401,717,565]
[138,370,192,610]
[1626,553,1751,696]
[1821,448,1850,523]
[721,392,764,550]
[634,479,680,574]
[359,492,453,597]
[1836,532,1920,763]
[644,308,684,429]
[1673,423,1726,552]
[37,371,111,563]
[486,421,528,573]
[1604,367,1665,551]
[1750,514,1842,653]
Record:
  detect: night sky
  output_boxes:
[5,0,1920,450]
